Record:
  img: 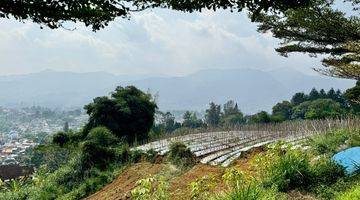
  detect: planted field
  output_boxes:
[135,119,360,167]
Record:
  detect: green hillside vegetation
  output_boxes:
[0,85,359,200]
[151,82,360,138]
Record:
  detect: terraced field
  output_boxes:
[135,130,310,167]
[135,119,360,167]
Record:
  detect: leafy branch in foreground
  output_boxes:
[254,0,360,80]
[0,0,312,31]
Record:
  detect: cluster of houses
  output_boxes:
[0,138,38,165]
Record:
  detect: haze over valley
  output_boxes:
[0,68,354,113]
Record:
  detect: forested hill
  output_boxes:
[0,69,354,113]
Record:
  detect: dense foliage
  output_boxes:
[254,0,360,79]
[0,0,313,31]
[84,86,157,143]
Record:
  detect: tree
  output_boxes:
[304,99,345,119]
[221,113,245,127]
[0,0,313,31]
[52,131,70,147]
[84,86,157,143]
[157,111,181,133]
[327,88,337,100]
[182,111,204,128]
[344,81,360,113]
[319,89,327,98]
[291,92,308,105]
[223,100,240,117]
[249,111,271,124]
[254,0,360,79]
[205,102,221,127]
[221,100,244,126]
[309,88,320,101]
[292,99,345,119]
[63,122,69,133]
[272,101,293,121]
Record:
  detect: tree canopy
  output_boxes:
[84,86,157,143]
[1,0,312,31]
[254,0,360,80]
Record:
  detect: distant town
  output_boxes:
[0,107,88,165]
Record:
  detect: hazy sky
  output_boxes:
[0,8,325,76]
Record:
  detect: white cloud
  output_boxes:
[0,9,321,76]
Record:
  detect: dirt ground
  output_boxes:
[84,152,261,200]
[85,162,164,200]
[85,147,317,200]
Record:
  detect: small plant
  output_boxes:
[168,141,196,168]
[131,175,169,200]
[263,149,312,192]
[214,183,261,200]
[145,149,159,163]
[190,175,217,200]
[222,168,244,189]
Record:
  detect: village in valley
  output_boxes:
[0,107,88,165]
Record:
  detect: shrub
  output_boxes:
[131,175,169,200]
[167,142,196,168]
[309,129,349,154]
[335,183,360,200]
[190,175,217,199]
[212,183,285,200]
[311,157,345,185]
[86,127,118,147]
[130,149,145,163]
[114,144,131,163]
[347,129,360,147]
[263,149,312,192]
[52,131,70,147]
[80,141,115,170]
[145,149,159,163]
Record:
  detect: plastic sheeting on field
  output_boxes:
[332,147,360,175]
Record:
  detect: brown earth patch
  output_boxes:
[85,162,164,200]
[169,164,226,200]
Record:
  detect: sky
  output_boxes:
[0,8,327,77]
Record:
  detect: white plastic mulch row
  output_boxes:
[135,130,314,167]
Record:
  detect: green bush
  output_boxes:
[86,126,118,147]
[52,131,70,147]
[263,149,312,192]
[80,141,116,170]
[311,157,345,185]
[335,183,360,200]
[347,129,360,147]
[145,149,159,163]
[167,142,196,168]
[213,184,285,200]
[309,129,349,154]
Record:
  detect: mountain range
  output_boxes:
[0,68,355,114]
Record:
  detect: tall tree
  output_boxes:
[291,92,308,105]
[254,0,360,79]
[205,102,221,127]
[0,0,313,31]
[223,100,240,117]
[84,86,157,143]
[309,88,320,101]
[182,111,204,128]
